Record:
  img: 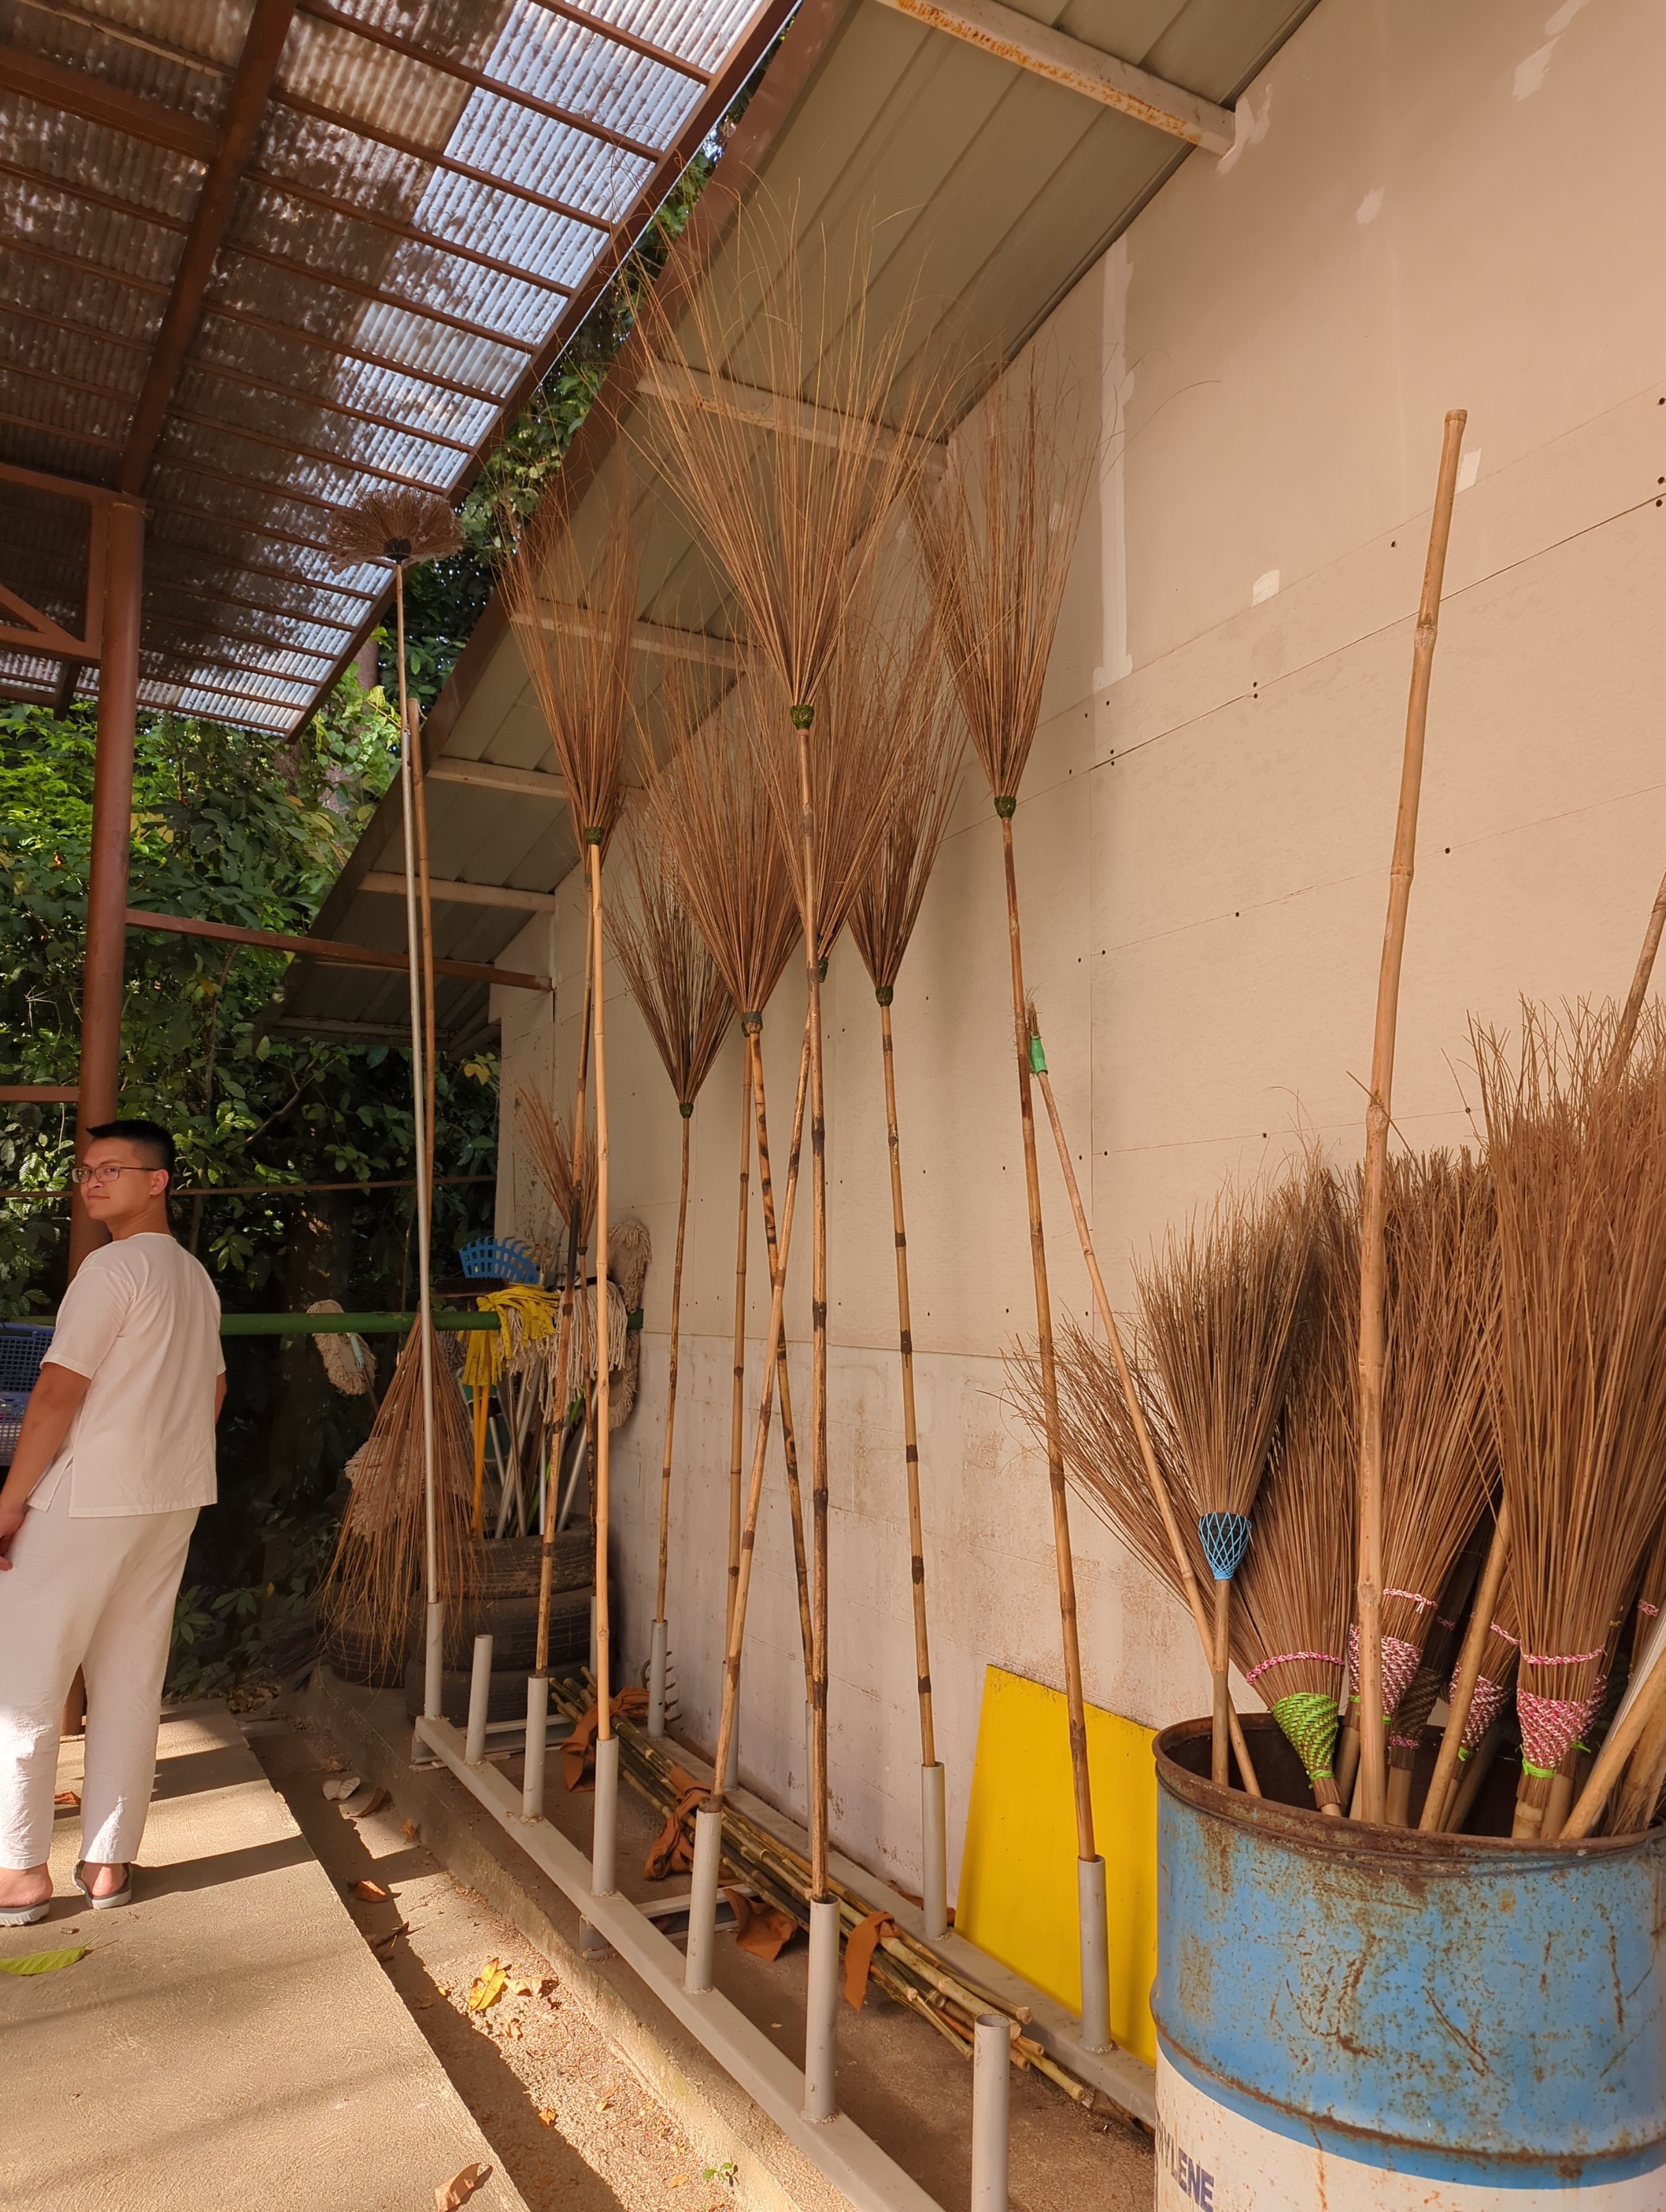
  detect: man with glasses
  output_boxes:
[0,1119,223,1924]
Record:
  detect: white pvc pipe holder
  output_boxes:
[1078,1853,1112,2053]
[522,1672,548,1821]
[921,1763,948,1941]
[684,1805,722,1994]
[648,1619,668,1738]
[803,1897,840,2123]
[423,1597,444,1721]
[592,1733,619,1899]
[971,2014,1010,2212]
[464,1632,494,1765]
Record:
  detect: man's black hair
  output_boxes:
[85,1117,177,1180]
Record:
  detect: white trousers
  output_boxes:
[0,1478,196,1868]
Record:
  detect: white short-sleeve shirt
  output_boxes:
[30,1233,223,1517]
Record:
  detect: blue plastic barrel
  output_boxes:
[1152,1716,1666,2209]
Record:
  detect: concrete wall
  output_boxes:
[491,0,1666,1903]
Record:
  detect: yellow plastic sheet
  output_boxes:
[956,1664,1158,2065]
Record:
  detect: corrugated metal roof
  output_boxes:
[283,0,1323,1043]
[0,0,798,729]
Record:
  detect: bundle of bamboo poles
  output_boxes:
[542,1670,1139,2128]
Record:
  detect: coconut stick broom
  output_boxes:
[911,350,1111,2040]
[1135,1170,1318,1792]
[641,683,811,1723]
[1476,1004,1666,1839]
[500,490,634,1874]
[607,820,734,1736]
[848,629,970,1924]
[643,212,941,2064]
[1335,1152,1497,1818]
[328,491,464,1713]
[1021,1001,1264,1796]
[1354,408,1468,1825]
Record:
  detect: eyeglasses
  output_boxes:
[69,1164,158,1187]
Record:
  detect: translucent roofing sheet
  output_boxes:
[0,0,787,732]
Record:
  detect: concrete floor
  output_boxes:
[309,1674,1156,2212]
[0,1702,525,2212]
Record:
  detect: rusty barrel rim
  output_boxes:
[1155,1713,1649,1860]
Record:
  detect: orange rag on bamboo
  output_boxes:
[723,1887,800,1962]
[560,1689,649,1791]
[644,1771,707,1880]
[843,1909,898,2010]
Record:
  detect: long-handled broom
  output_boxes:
[1474,1004,1666,1838]
[640,685,808,1763]
[1354,410,1468,1825]
[848,628,966,1933]
[643,206,941,2111]
[607,821,734,1737]
[499,490,635,1889]
[911,351,1112,2045]
[328,490,463,1715]
[1335,1152,1497,1815]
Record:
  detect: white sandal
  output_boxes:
[74,1862,131,1911]
[0,1898,49,1927]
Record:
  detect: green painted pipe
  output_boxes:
[217,1309,502,1336]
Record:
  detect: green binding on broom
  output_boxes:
[1273,1689,1343,1787]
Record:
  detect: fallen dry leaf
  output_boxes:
[351,1879,390,1903]
[504,2020,522,2041]
[369,1926,406,1958]
[434,2163,490,2210]
[321,1773,360,1802]
[536,2108,556,2128]
[669,2178,687,2190]
[343,1785,390,1820]
[403,1819,421,1842]
[508,1975,546,1997]
[466,1959,508,2013]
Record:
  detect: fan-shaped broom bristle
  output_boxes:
[517,1085,598,1255]
[607,815,734,1109]
[326,490,464,571]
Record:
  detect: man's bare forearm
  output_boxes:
[0,1365,91,1513]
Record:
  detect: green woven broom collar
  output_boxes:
[875,985,894,1007]
[740,1012,763,1034]
[1273,1690,1341,1783]
[585,826,605,846]
[817,955,829,981]
[790,703,815,730]
[680,1101,695,1119]
[994,795,1017,819]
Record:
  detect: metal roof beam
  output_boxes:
[184,357,474,454]
[222,239,542,353]
[200,303,508,407]
[874,0,1235,155]
[360,871,561,913]
[246,168,572,296]
[121,0,299,494]
[0,45,217,163]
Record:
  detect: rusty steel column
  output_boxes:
[69,499,144,1275]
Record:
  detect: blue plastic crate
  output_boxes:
[0,1323,53,1393]
[458,1236,540,1287]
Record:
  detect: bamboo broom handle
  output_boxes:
[393,573,439,1661]
[1356,407,1468,1828]
[1562,1630,1666,1841]
[1030,1040,1261,1796]
[655,1109,692,1625]
[749,1023,815,1696]
[794,713,831,1901]
[1000,810,1095,1863]
[710,1009,811,1816]
[879,995,936,1772]
[471,1384,489,1540]
[589,839,614,1739]
[409,699,439,1198]
[1612,863,1666,1069]
[1418,1500,1510,1831]
[727,1048,751,1645]
[537,899,593,1675]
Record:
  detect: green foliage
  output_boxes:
[0,682,499,1692]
